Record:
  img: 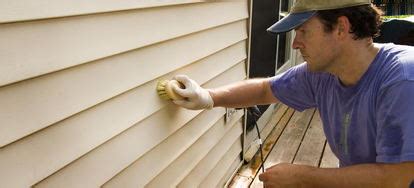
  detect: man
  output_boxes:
[171,0,414,187]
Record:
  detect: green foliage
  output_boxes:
[383,15,413,19]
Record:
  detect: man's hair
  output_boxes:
[316,4,383,40]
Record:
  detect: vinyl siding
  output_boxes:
[0,0,249,187]
[0,0,206,23]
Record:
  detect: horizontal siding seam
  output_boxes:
[8,61,246,187]
[145,112,243,187]
[100,108,226,187]
[0,1,249,87]
[0,1,205,24]
[0,34,248,147]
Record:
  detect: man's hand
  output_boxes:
[258,163,315,188]
[259,162,414,188]
[171,75,214,110]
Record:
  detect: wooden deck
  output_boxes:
[229,105,339,187]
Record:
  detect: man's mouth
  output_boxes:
[300,51,308,58]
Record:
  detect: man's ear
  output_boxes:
[336,16,351,38]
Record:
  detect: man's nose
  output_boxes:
[292,35,303,49]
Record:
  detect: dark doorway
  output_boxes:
[247,0,280,131]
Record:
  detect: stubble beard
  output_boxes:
[306,59,332,73]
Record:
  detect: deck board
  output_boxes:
[228,105,293,188]
[320,142,340,168]
[229,107,339,187]
[293,110,326,167]
[262,109,315,166]
[250,109,315,188]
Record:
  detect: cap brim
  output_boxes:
[267,11,316,34]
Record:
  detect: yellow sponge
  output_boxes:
[156,79,185,100]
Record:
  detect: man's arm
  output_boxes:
[172,75,279,110]
[209,78,279,108]
[259,162,414,188]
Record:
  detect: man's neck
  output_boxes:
[330,38,380,87]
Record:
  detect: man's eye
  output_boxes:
[296,29,305,34]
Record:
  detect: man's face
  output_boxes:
[292,16,340,72]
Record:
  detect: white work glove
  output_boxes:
[171,75,214,110]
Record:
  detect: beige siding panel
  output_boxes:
[0,1,248,87]
[0,23,247,147]
[0,57,246,188]
[178,120,242,187]
[101,69,245,188]
[100,108,226,188]
[199,137,243,188]
[0,0,205,23]
[103,64,245,187]
[107,112,242,188]
[146,118,244,187]
[218,155,242,187]
[36,62,245,187]
[35,105,202,188]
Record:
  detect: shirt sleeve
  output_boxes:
[269,63,318,111]
[376,80,414,163]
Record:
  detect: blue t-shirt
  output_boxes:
[270,43,414,166]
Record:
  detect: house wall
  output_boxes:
[243,0,300,165]
[0,1,250,187]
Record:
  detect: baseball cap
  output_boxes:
[267,0,371,34]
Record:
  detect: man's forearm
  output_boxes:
[303,162,414,188]
[208,78,278,108]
